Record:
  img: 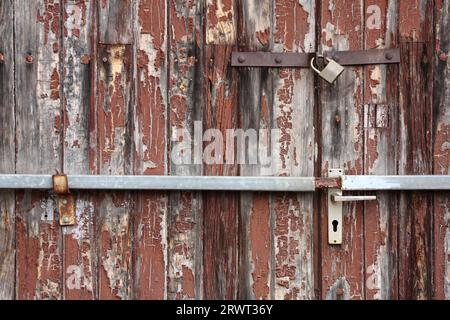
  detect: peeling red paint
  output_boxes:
[250,194,271,300]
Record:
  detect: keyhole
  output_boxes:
[332,220,339,232]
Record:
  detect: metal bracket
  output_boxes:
[328,169,377,245]
[52,174,75,226]
[232,48,400,68]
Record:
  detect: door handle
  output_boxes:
[331,194,377,202]
[328,169,378,245]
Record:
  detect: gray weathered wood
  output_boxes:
[0,0,15,301]
[14,0,63,299]
[62,0,97,300]
[98,0,132,44]
[167,0,204,300]
[237,0,273,300]
[363,0,399,300]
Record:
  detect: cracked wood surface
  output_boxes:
[0,0,449,300]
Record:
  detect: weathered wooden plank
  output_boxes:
[96,44,133,300]
[167,0,204,300]
[0,0,15,300]
[203,0,239,299]
[98,0,132,44]
[236,0,273,300]
[15,0,63,300]
[132,0,168,300]
[398,0,434,300]
[363,0,399,300]
[319,0,365,300]
[61,0,96,300]
[433,0,450,300]
[271,0,315,300]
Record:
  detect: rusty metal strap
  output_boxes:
[231,48,400,67]
[52,174,75,226]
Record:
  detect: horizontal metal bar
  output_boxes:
[0,175,449,191]
[232,49,400,67]
[342,175,450,191]
[332,195,377,202]
[0,175,316,192]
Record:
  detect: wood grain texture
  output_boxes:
[272,0,315,300]
[168,0,204,300]
[433,0,450,300]
[203,0,239,300]
[62,0,96,300]
[98,0,132,44]
[363,0,399,300]
[15,0,63,300]
[319,0,365,300]
[132,0,168,300]
[0,0,15,300]
[398,0,434,300]
[96,44,133,300]
[236,0,273,300]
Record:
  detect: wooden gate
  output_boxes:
[0,0,449,300]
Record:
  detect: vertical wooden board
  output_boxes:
[14,0,63,300]
[0,0,15,300]
[98,0,132,44]
[132,0,168,300]
[319,0,365,300]
[96,44,133,300]
[271,0,315,300]
[168,0,204,300]
[236,0,273,300]
[433,0,450,300]
[203,0,239,300]
[398,0,434,300]
[363,0,399,300]
[61,0,96,300]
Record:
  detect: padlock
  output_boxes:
[310,57,345,84]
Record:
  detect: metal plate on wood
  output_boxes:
[328,169,343,245]
[232,49,400,67]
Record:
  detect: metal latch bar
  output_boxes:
[232,48,400,67]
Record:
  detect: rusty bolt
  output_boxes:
[275,56,283,64]
[237,55,245,63]
[385,52,393,60]
[81,54,91,65]
[335,114,341,123]
[25,54,33,64]
[0,53,4,63]
[102,56,108,63]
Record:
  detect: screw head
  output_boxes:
[62,216,70,223]
[25,54,33,64]
[275,56,283,64]
[102,57,108,63]
[237,55,245,63]
[385,52,393,60]
[62,199,68,205]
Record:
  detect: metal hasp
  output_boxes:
[52,174,76,226]
[231,48,400,67]
[328,169,378,245]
